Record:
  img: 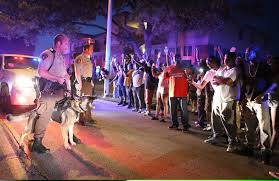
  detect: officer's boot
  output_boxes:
[72,134,82,144]
[261,149,272,165]
[31,138,50,154]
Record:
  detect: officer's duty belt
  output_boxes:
[82,77,92,82]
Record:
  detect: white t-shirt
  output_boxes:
[132,69,144,88]
[214,67,240,102]
[202,69,217,90]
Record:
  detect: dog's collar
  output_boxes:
[79,104,87,112]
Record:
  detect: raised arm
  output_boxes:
[133,58,145,68]
[195,47,199,63]
[215,46,224,64]
[151,64,161,78]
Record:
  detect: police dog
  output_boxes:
[6,95,95,150]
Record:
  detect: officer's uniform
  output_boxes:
[74,53,94,123]
[34,49,67,140]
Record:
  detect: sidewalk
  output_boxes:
[0,119,27,179]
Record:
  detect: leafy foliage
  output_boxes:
[0,0,226,53]
[0,0,103,44]
[115,0,227,58]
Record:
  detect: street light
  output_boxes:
[164,46,169,66]
[140,44,146,54]
[144,21,148,30]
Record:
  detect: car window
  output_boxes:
[4,56,39,69]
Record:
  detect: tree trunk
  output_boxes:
[144,22,153,61]
[130,41,142,59]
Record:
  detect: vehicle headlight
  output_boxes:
[14,76,34,88]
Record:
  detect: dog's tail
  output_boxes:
[6,112,32,122]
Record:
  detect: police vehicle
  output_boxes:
[0,54,40,112]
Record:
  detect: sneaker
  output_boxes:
[226,144,236,152]
[269,171,279,179]
[168,125,179,129]
[137,109,142,113]
[182,124,191,132]
[144,111,151,116]
[117,102,123,105]
[151,117,159,120]
[261,149,272,165]
[182,127,189,132]
[79,121,94,127]
[195,121,205,128]
[160,119,166,122]
[122,102,128,106]
[132,108,138,112]
[127,105,133,109]
[204,136,219,144]
[31,138,50,154]
[79,121,86,126]
[203,125,212,131]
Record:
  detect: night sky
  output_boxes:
[5,0,279,56]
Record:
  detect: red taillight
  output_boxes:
[14,57,23,60]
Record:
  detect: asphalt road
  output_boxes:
[1,99,278,179]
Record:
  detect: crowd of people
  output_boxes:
[10,32,278,178]
[109,46,278,166]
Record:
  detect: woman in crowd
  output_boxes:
[151,63,169,122]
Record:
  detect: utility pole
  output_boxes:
[104,0,112,97]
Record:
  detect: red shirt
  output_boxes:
[165,65,188,97]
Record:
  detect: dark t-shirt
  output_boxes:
[270,60,279,101]
[144,64,157,90]
[243,61,272,101]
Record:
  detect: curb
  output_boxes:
[0,119,28,179]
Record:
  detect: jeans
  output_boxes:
[133,85,144,110]
[118,85,126,103]
[126,86,134,107]
[197,95,206,127]
[113,81,119,98]
[169,97,189,127]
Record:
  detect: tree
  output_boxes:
[0,0,227,56]
[0,0,104,44]
[113,0,227,59]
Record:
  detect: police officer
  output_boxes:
[74,44,94,125]
[31,34,71,153]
